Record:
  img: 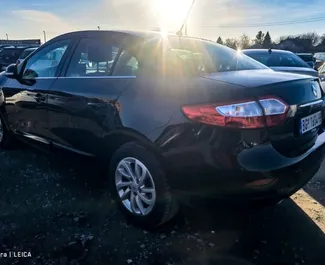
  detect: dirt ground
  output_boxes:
[0,145,325,265]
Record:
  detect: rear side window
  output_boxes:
[112,50,139,76]
[66,38,119,77]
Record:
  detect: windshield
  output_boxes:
[143,37,268,75]
[245,51,309,68]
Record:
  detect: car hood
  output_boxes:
[201,69,314,88]
[270,66,318,77]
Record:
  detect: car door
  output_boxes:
[47,36,138,156]
[1,39,72,143]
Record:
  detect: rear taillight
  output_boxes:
[181,97,289,129]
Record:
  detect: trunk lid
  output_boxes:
[270,66,319,77]
[202,70,324,157]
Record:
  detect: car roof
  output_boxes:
[296,53,313,55]
[51,30,214,45]
[242,49,293,54]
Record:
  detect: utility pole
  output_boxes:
[5,33,8,40]
[43,31,47,43]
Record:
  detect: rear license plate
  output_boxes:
[300,111,322,134]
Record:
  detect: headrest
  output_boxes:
[76,63,86,75]
[88,43,112,63]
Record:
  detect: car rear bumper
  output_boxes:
[163,130,325,199]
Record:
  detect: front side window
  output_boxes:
[66,38,119,77]
[22,39,70,79]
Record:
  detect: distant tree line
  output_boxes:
[216,31,325,53]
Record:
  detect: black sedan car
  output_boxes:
[243,49,319,77]
[1,30,325,228]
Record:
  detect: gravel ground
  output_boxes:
[0,145,325,265]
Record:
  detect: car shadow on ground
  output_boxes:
[303,161,325,208]
[0,148,325,265]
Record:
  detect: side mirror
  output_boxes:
[5,64,18,78]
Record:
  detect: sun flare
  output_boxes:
[151,0,193,30]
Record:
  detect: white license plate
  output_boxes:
[300,111,322,134]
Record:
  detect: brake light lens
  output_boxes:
[181,97,289,129]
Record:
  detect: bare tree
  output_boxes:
[224,38,238,49]
[300,32,321,46]
[238,34,251,49]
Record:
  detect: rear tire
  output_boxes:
[109,141,179,228]
[0,114,14,149]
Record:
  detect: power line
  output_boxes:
[199,16,325,28]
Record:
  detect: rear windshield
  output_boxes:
[0,49,22,60]
[0,49,23,60]
[245,51,309,68]
[143,37,268,75]
[297,54,314,62]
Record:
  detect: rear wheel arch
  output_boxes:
[103,128,162,160]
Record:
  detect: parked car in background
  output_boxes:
[314,59,325,70]
[0,45,13,53]
[319,62,325,82]
[0,46,33,71]
[314,52,325,70]
[242,49,318,77]
[296,53,315,68]
[314,52,325,62]
[1,31,325,228]
[16,47,38,65]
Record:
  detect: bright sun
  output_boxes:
[151,0,193,30]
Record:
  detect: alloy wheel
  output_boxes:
[115,157,156,216]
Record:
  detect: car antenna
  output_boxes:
[268,48,272,54]
[176,0,196,37]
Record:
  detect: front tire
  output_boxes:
[109,141,179,228]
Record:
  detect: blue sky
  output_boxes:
[1,0,325,42]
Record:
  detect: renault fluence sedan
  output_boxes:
[1,30,325,228]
